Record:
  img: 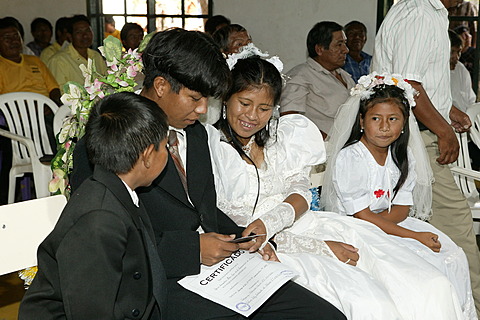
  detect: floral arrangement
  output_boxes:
[48,35,151,198]
[350,72,418,108]
[20,34,151,287]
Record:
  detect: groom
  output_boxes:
[72,29,345,319]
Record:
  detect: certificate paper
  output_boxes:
[178,250,297,317]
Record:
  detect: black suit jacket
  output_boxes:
[19,166,167,320]
[138,122,245,318]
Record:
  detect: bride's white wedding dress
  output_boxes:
[206,114,475,320]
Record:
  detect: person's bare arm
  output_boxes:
[354,207,441,252]
[280,111,301,116]
[409,81,459,164]
[377,204,409,223]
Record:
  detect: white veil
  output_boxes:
[320,73,433,220]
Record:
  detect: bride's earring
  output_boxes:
[401,129,405,134]
[222,104,226,120]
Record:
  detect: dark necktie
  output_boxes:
[168,130,188,194]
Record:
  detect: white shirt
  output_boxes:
[168,127,187,172]
[372,0,452,120]
[121,179,139,207]
[451,62,476,113]
[280,58,355,135]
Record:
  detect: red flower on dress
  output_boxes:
[374,189,385,198]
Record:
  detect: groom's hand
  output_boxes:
[199,233,239,266]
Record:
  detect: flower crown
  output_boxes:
[225,43,283,73]
[350,72,418,108]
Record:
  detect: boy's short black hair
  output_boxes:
[307,21,343,58]
[67,15,90,34]
[55,17,71,41]
[85,92,168,174]
[142,28,230,99]
[449,29,463,48]
[204,15,231,35]
[31,17,52,33]
[0,17,21,33]
[120,23,143,41]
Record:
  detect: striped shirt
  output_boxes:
[372,0,451,121]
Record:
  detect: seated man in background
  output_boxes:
[342,20,372,83]
[48,15,107,91]
[212,23,251,55]
[450,30,475,114]
[40,17,71,64]
[120,22,144,51]
[26,17,53,57]
[280,21,354,138]
[0,17,61,203]
[449,29,480,170]
[104,15,121,40]
[0,18,60,103]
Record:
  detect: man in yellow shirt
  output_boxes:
[40,17,71,65]
[0,18,61,203]
[0,19,60,102]
[48,15,107,91]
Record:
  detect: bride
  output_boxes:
[205,46,475,319]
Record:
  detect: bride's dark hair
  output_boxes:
[215,56,282,155]
[344,84,410,199]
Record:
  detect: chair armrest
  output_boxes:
[450,165,480,181]
[0,128,39,158]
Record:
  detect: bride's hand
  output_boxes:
[258,243,280,262]
[325,241,359,266]
[241,219,267,252]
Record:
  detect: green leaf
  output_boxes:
[103,36,123,62]
[138,32,156,53]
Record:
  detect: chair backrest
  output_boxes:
[53,104,73,136]
[467,103,480,148]
[0,195,66,275]
[453,132,480,206]
[0,92,58,162]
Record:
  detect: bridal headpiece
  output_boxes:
[351,72,418,108]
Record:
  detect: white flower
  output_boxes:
[266,56,283,73]
[60,84,84,114]
[350,72,418,108]
[79,59,95,87]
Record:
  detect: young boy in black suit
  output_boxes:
[19,92,169,320]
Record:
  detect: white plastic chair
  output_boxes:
[0,195,66,275]
[53,104,72,136]
[449,104,480,235]
[0,92,58,203]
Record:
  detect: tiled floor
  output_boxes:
[0,272,25,320]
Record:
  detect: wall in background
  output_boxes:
[0,0,86,44]
[214,0,377,71]
[0,0,377,71]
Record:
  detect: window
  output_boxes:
[87,0,211,48]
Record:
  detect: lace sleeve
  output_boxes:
[284,167,313,206]
[275,231,336,258]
